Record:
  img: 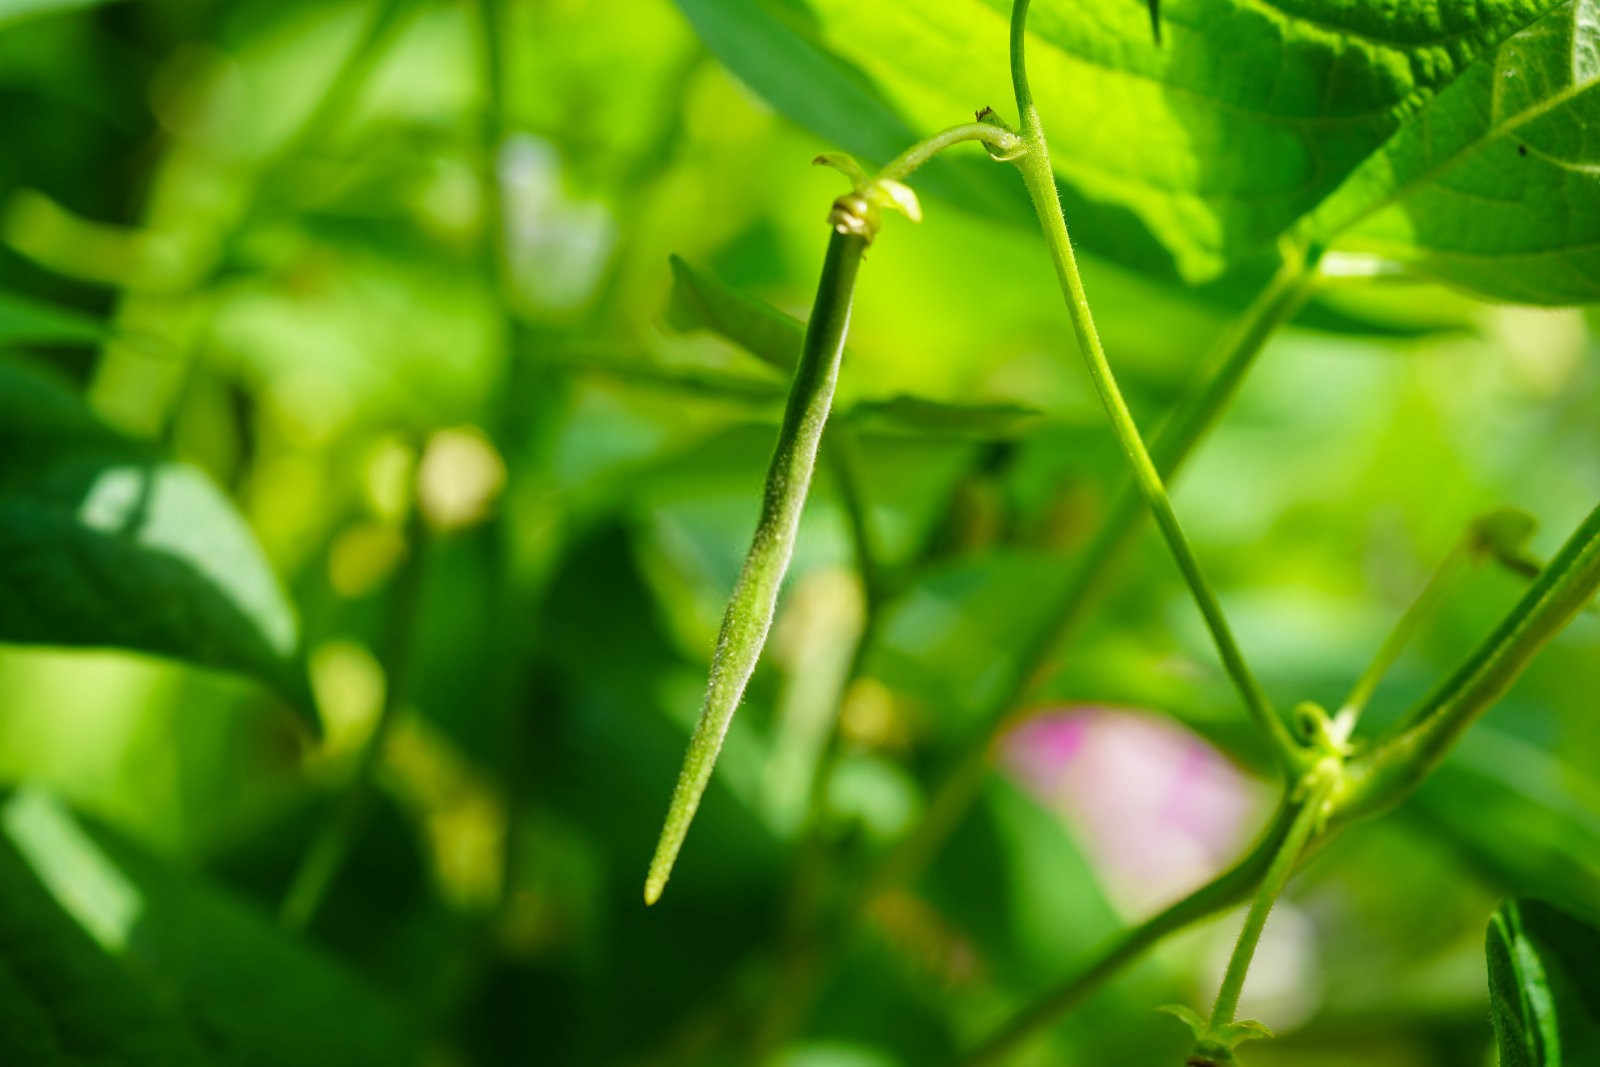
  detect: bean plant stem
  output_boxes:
[1007,0,1301,771]
[646,228,868,905]
[281,514,428,931]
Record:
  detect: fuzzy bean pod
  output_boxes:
[645,223,868,905]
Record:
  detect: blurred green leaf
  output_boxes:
[0,0,114,29]
[666,255,1043,437]
[1,788,412,1067]
[1486,897,1600,1066]
[1408,725,1600,925]
[843,395,1040,440]
[0,354,312,727]
[667,253,806,374]
[0,821,212,1066]
[0,290,106,346]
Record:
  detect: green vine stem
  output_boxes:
[645,225,868,906]
[1006,0,1302,772]
[1338,500,1600,823]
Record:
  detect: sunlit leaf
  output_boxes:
[1309,0,1600,303]
[675,0,1599,302]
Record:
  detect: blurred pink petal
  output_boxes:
[1000,707,1268,913]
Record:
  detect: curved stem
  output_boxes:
[955,801,1301,1066]
[1007,0,1301,772]
[878,122,1022,183]
[646,228,868,905]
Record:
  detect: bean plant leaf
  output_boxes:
[674,0,1599,303]
[1486,897,1600,1066]
[666,255,1043,436]
[1308,0,1600,304]
[0,354,314,727]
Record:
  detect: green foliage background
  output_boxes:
[0,0,1596,1064]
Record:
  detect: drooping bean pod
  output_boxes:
[643,202,872,906]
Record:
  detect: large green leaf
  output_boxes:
[0,820,212,1066]
[0,354,313,726]
[1,788,413,1067]
[1486,897,1600,1065]
[674,0,1598,303]
[1309,0,1600,303]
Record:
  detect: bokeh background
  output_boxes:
[1,1,1598,1065]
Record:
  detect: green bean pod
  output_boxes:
[645,223,868,905]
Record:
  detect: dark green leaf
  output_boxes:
[1486,897,1600,1065]
[0,290,107,346]
[0,816,212,1066]
[0,354,313,727]
[1,788,413,1067]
